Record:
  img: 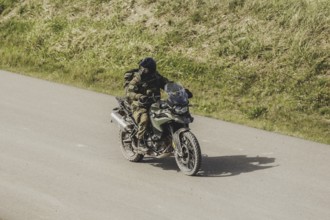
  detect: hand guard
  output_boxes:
[185,88,193,98]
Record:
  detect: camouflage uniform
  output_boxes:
[126,70,169,139]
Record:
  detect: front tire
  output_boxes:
[119,130,144,162]
[175,131,201,176]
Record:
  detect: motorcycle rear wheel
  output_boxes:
[119,130,144,162]
[175,131,201,176]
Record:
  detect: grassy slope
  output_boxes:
[0,0,329,144]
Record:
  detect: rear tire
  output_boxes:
[174,131,201,176]
[119,130,144,162]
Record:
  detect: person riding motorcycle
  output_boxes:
[126,57,170,152]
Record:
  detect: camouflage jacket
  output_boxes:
[126,70,169,104]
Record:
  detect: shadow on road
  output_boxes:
[143,157,179,172]
[145,155,276,177]
[198,155,276,177]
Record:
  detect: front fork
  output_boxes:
[171,126,190,157]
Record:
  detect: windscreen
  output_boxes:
[164,83,189,105]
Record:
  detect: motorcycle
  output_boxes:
[111,82,201,176]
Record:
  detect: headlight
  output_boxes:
[173,106,188,114]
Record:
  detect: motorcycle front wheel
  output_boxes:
[119,130,144,162]
[175,131,201,176]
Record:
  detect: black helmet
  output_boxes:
[139,57,156,73]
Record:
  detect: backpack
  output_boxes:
[123,69,140,101]
[123,68,139,88]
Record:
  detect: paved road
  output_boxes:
[0,70,329,220]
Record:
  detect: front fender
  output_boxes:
[173,114,194,124]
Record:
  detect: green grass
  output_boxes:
[1,0,329,144]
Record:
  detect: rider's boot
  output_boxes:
[138,139,149,152]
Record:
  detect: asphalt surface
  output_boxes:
[0,70,329,220]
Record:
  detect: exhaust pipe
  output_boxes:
[111,111,131,131]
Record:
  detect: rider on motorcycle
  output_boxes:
[126,57,170,152]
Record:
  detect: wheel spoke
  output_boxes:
[182,137,195,170]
